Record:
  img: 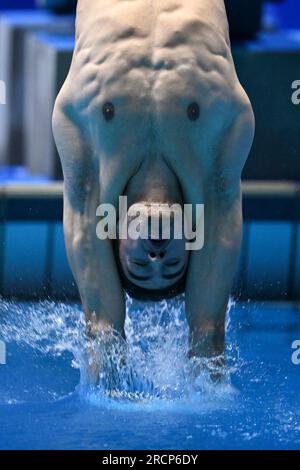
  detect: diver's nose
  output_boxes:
[146,239,169,260]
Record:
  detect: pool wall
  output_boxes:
[0,181,299,302]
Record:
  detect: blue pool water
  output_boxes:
[0,298,300,450]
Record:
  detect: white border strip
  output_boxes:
[0,181,298,199]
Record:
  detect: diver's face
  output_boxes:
[117,205,189,291]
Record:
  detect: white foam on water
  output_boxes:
[0,296,240,409]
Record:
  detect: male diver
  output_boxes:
[53,0,254,365]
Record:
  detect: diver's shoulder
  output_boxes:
[230,83,255,134]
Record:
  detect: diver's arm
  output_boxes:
[63,194,126,338]
[185,91,255,359]
[52,98,126,339]
[185,189,242,358]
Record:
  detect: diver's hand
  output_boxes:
[188,323,225,383]
[86,321,128,389]
[189,353,225,384]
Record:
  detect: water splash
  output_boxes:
[0,296,240,406]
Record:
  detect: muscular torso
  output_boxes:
[61,0,250,210]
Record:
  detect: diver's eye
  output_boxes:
[187,102,200,121]
[102,102,115,121]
